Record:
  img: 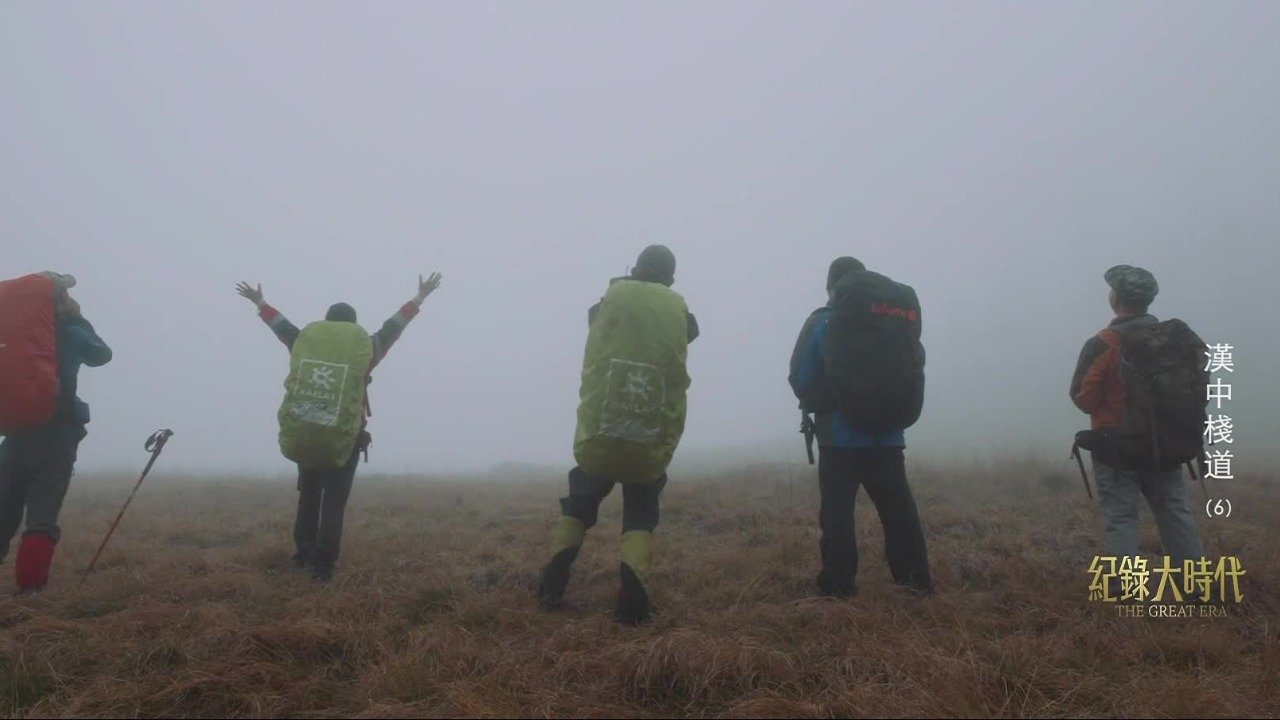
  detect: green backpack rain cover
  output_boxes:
[574,279,691,483]
[278,321,373,470]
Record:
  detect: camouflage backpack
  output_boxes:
[1109,319,1209,469]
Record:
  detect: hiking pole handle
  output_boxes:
[145,428,173,454]
[83,428,174,578]
[800,412,816,466]
[132,428,174,489]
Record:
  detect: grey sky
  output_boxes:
[4,1,1278,475]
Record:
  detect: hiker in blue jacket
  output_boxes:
[789,257,932,598]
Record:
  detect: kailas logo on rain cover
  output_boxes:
[870,303,918,322]
[599,358,665,442]
[287,359,350,426]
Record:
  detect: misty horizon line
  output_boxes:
[66,443,1280,480]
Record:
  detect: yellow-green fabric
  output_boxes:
[573,280,690,483]
[278,321,373,469]
[551,516,586,555]
[620,530,653,581]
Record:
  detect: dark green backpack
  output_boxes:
[824,270,926,433]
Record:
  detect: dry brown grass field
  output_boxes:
[0,457,1275,718]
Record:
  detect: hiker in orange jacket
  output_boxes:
[1070,265,1205,566]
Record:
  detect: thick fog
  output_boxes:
[4,2,1277,476]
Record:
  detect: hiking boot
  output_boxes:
[310,564,334,583]
[896,569,935,597]
[14,586,43,598]
[817,569,856,599]
[537,548,578,610]
[898,582,935,598]
[616,562,653,626]
[291,552,309,569]
[817,582,857,599]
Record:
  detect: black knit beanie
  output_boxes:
[326,302,358,323]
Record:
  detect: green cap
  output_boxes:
[1104,264,1158,303]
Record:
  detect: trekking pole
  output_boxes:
[1186,458,1226,557]
[1070,442,1093,499]
[82,429,174,577]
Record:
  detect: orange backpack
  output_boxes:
[0,274,59,434]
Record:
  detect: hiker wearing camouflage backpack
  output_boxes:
[236,273,442,582]
[537,245,699,626]
[0,272,112,595]
[1070,265,1206,564]
[789,257,933,599]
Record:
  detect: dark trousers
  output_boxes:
[818,446,932,594]
[293,449,359,569]
[0,424,85,564]
[560,466,666,533]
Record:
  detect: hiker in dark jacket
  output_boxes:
[236,273,442,581]
[788,257,932,598]
[1070,265,1204,564]
[0,273,112,595]
[538,245,698,625]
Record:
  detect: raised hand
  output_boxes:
[414,272,443,305]
[236,281,265,307]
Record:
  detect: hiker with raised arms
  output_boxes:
[236,273,442,582]
[789,257,933,599]
[537,245,699,625]
[0,272,113,595]
[1070,265,1207,578]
